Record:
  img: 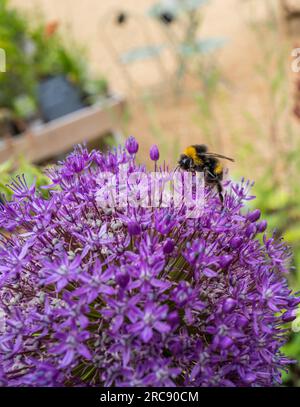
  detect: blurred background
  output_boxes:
[1,0,300,385]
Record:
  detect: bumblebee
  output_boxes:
[177,144,234,204]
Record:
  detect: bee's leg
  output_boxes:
[216,181,224,206]
[204,169,224,206]
[203,168,214,182]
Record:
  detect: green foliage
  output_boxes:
[30,24,84,81]
[0,157,50,200]
[0,1,36,115]
[281,329,300,386]
[0,1,108,121]
[30,21,108,103]
[13,94,37,119]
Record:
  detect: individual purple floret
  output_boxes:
[149,144,160,161]
[125,136,139,155]
[0,139,297,387]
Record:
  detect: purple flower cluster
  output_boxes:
[0,138,298,387]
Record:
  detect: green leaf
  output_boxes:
[285,227,300,245]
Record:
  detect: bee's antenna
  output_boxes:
[174,165,180,172]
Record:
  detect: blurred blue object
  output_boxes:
[38,75,84,122]
[120,45,165,64]
[148,0,209,17]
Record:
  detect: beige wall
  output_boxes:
[10,0,269,94]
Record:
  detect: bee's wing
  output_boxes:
[204,153,235,162]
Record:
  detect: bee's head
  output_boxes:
[178,154,193,170]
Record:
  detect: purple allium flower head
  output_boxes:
[150,144,160,161]
[125,136,139,155]
[0,141,297,387]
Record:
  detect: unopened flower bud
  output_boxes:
[150,145,160,161]
[125,136,139,155]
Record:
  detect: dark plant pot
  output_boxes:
[38,75,86,122]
